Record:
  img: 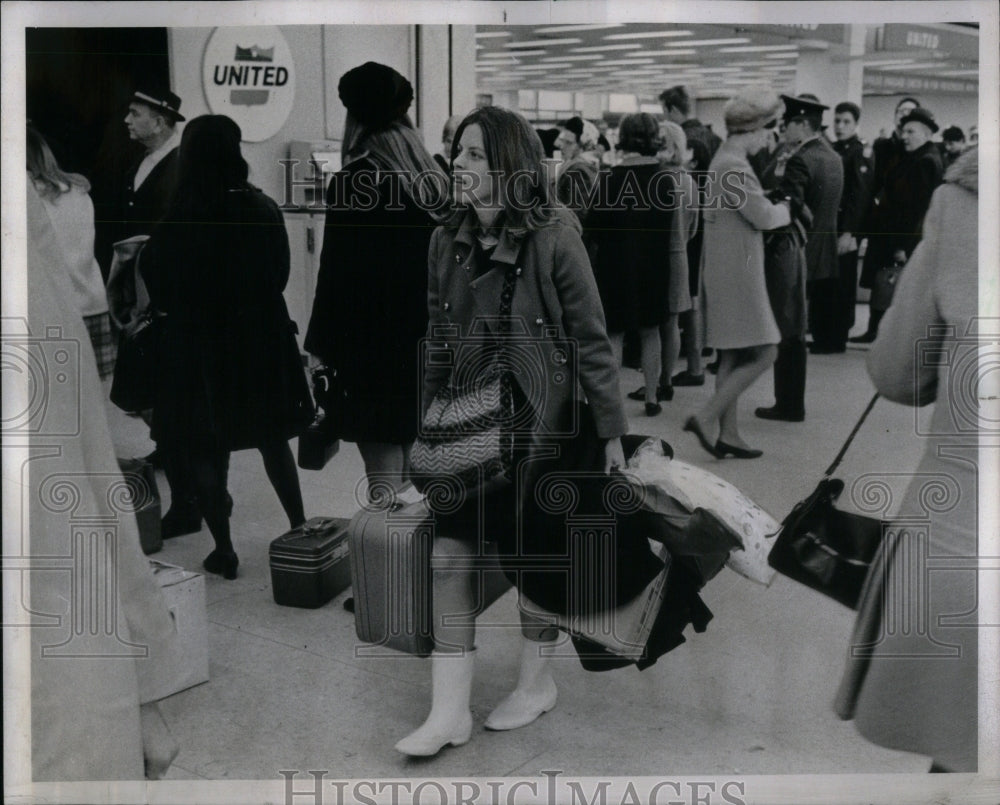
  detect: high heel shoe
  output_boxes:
[683,417,720,458]
[203,549,239,580]
[715,440,763,459]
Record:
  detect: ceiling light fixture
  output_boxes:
[718,45,800,53]
[475,31,512,38]
[569,44,643,53]
[533,24,626,34]
[603,30,694,40]
[505,38,584,48]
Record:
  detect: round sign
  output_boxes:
[202,26,295,142]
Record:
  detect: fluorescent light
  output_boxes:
[540,55,605,61]
[475,66,499,71]
[489,49,547,57]
[764,52,799,59]
[534,24,626,34]
[475,31,511,39]
[669,38,751,46]
[570,44,642,53]
[699,67,742,73]
[604,30,694,40]
[938,69,979,76]
[600,58,657,66]
[629,49,698,57]
[863,59,916,67]
[885,62,955,71]
[719,45,801,53]
[505,38,583,48]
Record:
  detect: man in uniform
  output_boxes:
[756,94,843,423]
[823,101,874,353]
[118,86,201,538]
[121,86,184,241]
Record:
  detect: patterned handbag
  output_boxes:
[410,266,519,495]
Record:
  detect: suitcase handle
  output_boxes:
[302,517,338,535]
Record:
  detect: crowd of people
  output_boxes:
[25,62,978,776]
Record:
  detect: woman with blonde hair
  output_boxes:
[27,125,116,379]
[306,62,449,505]
[684,88,791,458]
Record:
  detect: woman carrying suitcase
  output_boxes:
[396,106,628,756]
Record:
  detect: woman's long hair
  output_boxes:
[27,125,90,201]
[446,106,557,238]
[343,111,448,212]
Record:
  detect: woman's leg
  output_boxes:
[698,346,777,447]
[188,445,239,578]
[395,536,478,756]
[257,438,306,528]
[639,326,662,406]
[659,315,680,393]
[357,441,407,506]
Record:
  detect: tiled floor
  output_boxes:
[108,311,937,780]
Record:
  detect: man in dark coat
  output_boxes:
[853,106,944,342]
[756,95,843,423]
[826,101,874,353]
[118,85,196,536]
[120,86,183,244]
[660,85,722,167]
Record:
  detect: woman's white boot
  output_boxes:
[394,649,475,756]
[484,638,558,731]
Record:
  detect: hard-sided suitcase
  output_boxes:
[269,516,352,608]
[349,500,510,656]
[117,457,161,555]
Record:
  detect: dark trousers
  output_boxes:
[808,278,841,350]
[772,337,807,416]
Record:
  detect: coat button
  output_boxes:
[515,267,523,276]
[443,302,451,311]
[535,317,544,325]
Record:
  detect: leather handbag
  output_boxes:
[107,236,163,413]
[409,265,519,495]
[768,393,885,609]
[297,365,343,470]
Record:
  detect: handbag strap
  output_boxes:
[824,392,880,477]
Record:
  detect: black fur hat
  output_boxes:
[338,62,414,129]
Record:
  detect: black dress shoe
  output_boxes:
[671,371,705,387]
[809,343,846,355]
[343,597,355,613]
[161,507,202,539]
[203,549,239,580]
[628,385,673,402]
[627,386,647,401]
[848,332,877,344]
[706,359,720,375]
[715,440,763,459]
[754,406,805,423]
[683,417,720,458]
[645,402,662,416]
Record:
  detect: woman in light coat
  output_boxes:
[396,106,628,757]
[685,88,791,459]
[835,147,979,772]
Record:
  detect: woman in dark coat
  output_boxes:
[142,115,313,579]
[305,62,448,502]
[396,106,630,758]
[589,113,688,415]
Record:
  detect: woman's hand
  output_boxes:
[603,437,625,474]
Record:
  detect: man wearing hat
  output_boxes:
[940,125,967,167]
[852,106,944,342]
[120,85,199,536]
[121,86,185,243]
[756,94,843,423]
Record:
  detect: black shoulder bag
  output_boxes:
[767,393,885,609]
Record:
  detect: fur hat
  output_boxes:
[338,62,414,130]
[561,116,599,149]
[724,88,783,134]
[899,107,939,134]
